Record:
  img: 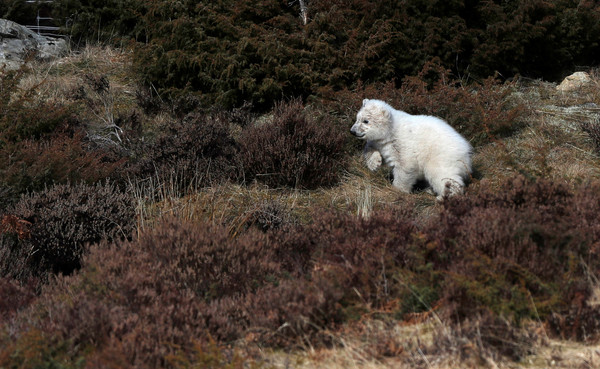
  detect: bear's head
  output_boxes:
[350,99,392,141]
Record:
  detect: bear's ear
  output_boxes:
[381,108,391,119]
[362,99,369,107]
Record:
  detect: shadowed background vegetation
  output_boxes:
[1,0,600,368]
[49,0,600,110]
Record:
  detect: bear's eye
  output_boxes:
[362,119,369,124]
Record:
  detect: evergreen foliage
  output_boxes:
[0,0,39,25]
[53,0,600,110]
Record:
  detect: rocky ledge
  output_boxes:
[0,18,67,70]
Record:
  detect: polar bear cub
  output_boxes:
[350,99,472,199]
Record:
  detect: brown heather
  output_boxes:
[1,182,135,282]
[3,176,600,366]
[0,277,36,323]
[129,110,241,191]
[0,67,125,203]
[240,98,346,189]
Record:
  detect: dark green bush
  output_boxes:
[239,98,346,189]
[52,0,145,43]
[55,0,600,110]
[4,182,135,279]
[1,0,40,25]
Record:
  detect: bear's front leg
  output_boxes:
[363,142,382,171]
[392,167,418,193]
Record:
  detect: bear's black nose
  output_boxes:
[350,128,358,136]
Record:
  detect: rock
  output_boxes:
[556,71,592,92]
[0,18,67,70]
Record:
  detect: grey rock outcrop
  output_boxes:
[556,71,592,92]
[0,18,67,69]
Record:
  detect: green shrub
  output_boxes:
[55,0,600,110]
[52,0,145,43]
[1,0,40,25]
[239,99,346,189]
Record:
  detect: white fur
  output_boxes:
[350,99,472,200]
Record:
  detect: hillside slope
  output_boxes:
[1,46,600,369]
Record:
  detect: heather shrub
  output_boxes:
[245,199,297,232]
[429,177,600,323]
[0,229,34,282]
[0,68,74,144]
[270,178,600,343]
[0,68,123,202]
[0,277,36,322]
[239,99,346,189]
[118,218,280,300]
[4,182,135,279]
[1,133,124,199]
[0,330,83,369]
[15,219,284,365]
[301,209,419,307]
[268,206,433,320]
[243,270,347,347]
[165,340,249,369]
[548,303,600,342]
[130,111,240,191]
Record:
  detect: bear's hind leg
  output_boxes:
[392,167,419,193]
[430,173,465,200]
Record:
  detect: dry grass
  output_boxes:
[19,45,136,105]
[128,155,440,235]
[472,75,600,192]
[259,319,600,369]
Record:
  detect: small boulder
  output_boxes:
[556,71,592,92]
[0,18,67,70]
